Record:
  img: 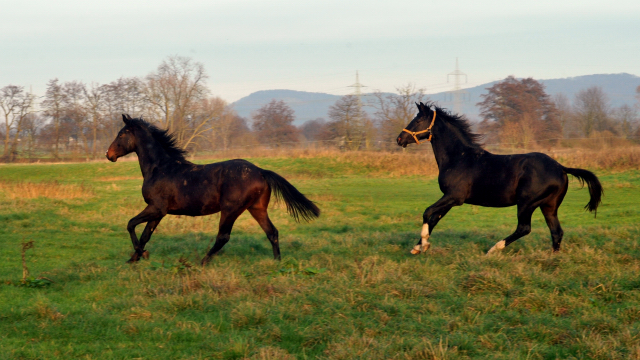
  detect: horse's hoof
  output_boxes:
[127,252,141,263]
[201,255,211,266]
[410,243,430,255]
[486,240,506,255]
[142,251,150,259]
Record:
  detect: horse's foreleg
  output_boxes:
[126,205,165,263]
[412,195,462,255]
[137,218,164,259]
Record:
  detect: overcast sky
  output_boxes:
[2,0,639,103]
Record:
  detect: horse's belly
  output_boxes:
[166,193,221,216]
[465,191,516,207]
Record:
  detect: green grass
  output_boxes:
[1,157,640,359]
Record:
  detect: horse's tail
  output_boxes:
[261,169,320,222]
[562,166,603,216]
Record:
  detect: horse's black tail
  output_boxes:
[562,166,603,216]
[261,170,320,222]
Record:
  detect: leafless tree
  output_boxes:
[20,113,45,159]
[328,95,371,150]
[61,81,87,153]
[371,84,428,147]
[0,85,35,161]
[613,104,638,138]
[102,77,146,139]
[199,97,243,151]
[143,56,210,149]
[41,79,66,159]
[82,82,106,158]
[552,93,577,137]
[300,118,327,142]
[574,86,613,136]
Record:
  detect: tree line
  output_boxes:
[2,58,639,162]
[477,76,640,148]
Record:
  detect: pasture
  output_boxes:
[1,155,640,359]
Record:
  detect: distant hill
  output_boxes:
[232,90,344,125]
[231,73,640,125]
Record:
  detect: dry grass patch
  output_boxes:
[0,180,94,199]
[460,270,510,294]
[247,346,296,360]
[33,299,65,322]
[541,146,640,171]
[95,176,142,181]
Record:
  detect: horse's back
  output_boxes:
[459,151,566,207]
[149,159,268,216]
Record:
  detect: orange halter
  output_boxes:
[402,109,436,144]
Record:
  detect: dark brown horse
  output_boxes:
[106,114,320,264]
[397,103,602,255]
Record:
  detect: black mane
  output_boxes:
[425,102,483,148]
[128,117,188,160]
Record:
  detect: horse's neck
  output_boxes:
[431,124,474,169]
[134,134,169,179]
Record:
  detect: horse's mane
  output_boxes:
[128,117,188,160]
[423,101,483,148]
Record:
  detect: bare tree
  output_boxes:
[328,95,370,150]
[61,81,87,153]
[552,93,577,137]
[82,82,106,158]
[20,113,45,159]
[614,104,638,138]
[252,100,299,147]
[574,86,612,136]
[41,79,65,159]
[372,84,428,146]
[143,56,210,149]
[0,85,35,161]
[102,77,146,139]
[202,97,243,151]
[300,118,327,142]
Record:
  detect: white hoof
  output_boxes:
[486,240,506,255]
[410,241,431,255]
[411,224,432,255]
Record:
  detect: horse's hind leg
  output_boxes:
[487,204,535,255]
[248,207,280,260]
[201,209,242,265]
[541,205,564,252]
[541,187,567,251]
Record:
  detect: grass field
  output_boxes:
[1,154,640,359]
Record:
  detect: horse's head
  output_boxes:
[106,114,137,162]
[396,102,435,147]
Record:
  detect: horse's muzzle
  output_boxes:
[106,150,117,162]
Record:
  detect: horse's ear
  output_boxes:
[122,114,131,124]
[415,102,422,112]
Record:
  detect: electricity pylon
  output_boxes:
[447,58,467,115]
